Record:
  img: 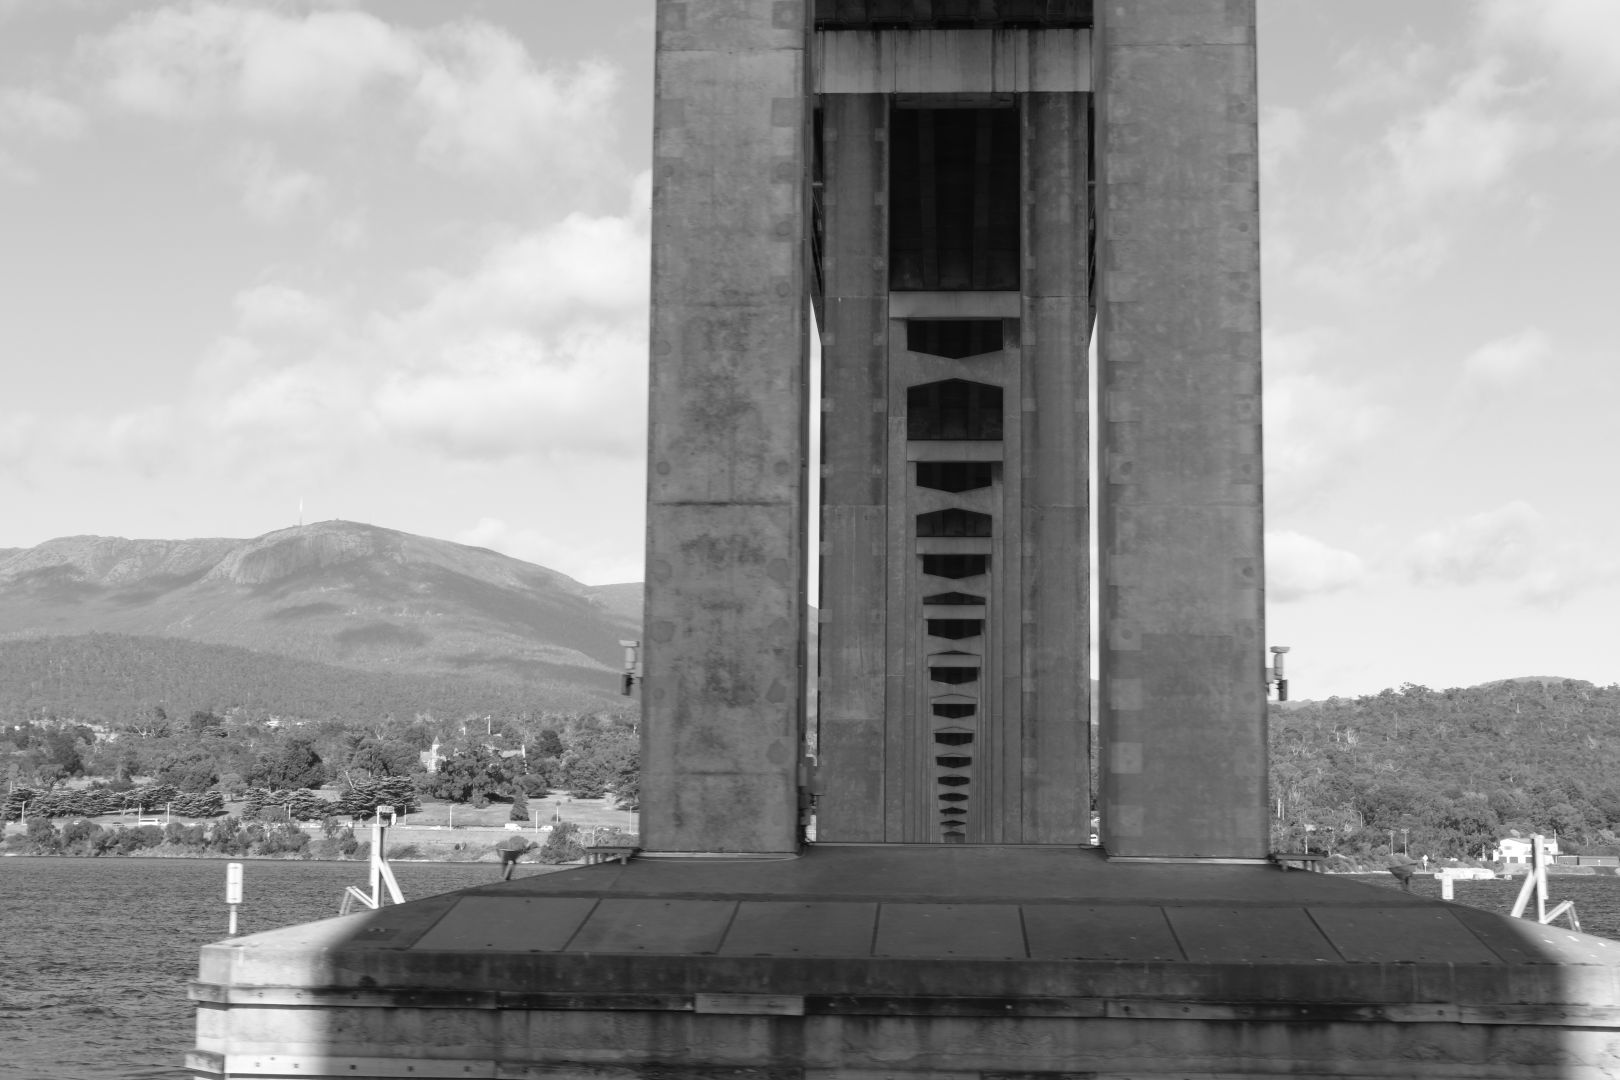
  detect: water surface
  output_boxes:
[3,859,1616,1080]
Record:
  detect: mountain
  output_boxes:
[0,521,644,721]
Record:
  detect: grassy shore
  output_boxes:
[0,790,639,862]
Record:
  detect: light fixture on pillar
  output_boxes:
[618,639,640,697]
[1268,646,1292,701]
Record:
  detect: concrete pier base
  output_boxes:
[189,846,1620,1079]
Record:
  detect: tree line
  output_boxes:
[3,704,640,820]
[1272,679,1620,862]
[16,673,1618,865]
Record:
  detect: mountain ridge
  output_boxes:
[0,521,644,719]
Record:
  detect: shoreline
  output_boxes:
[0,849,581,866]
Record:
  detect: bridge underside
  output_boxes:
[190,846,1620,1080]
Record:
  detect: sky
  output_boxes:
[1,2,1617,700]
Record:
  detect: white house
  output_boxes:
[1493,835,1558,864]
[418,739,443,775]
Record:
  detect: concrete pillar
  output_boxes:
[641,1,811,854]
[1093,1,1268,859]
[1020,91,1091,844]
[815,93,889,842]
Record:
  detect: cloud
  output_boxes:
[370,324,646,461]
[0,412,39,467]
[1289,27,1550,301]
[1463,328,1551,386]
[1409,501,1540,587]
[188,193,650,468]
[80,3,620,180]
[1266,531,1366,603]
[55,405,180,476]
[0,149,35,184]
[5,182,651,491]
[1407,501,1617,606]
[1483,0,1620,97]
[407,23,618,177]
[0,85,87,181]
[397,211,649,337]
[1384,61,1538,204]
[1262,327,1384,509]
[232,283,336,336]
[1258,105,1304,183]
[0,86,86,139]
[1325,35,1443,112]
[84,4,413,120]
[223,141,324,222]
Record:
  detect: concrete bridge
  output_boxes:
[188,3,1620,1077]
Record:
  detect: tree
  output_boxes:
[335,775,418,817]
[537,820,583,864]
[155,746,221,793]
[185,710,226,738]
[248,738,326,791]
[343,737,421,781]
[559,725,639,804]
[39,725,89,780]
[510,788,530,822]
[534,729,565,759]
[419,745,517,807]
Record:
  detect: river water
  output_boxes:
[3,859,1619,1080]
[0,857,500,1080]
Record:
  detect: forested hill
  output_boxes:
[1272,679,1620,860]
[0,633,617,723]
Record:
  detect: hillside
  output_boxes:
[0,521,644,720]
[0,633,617,722]
[1271,678,1620,859]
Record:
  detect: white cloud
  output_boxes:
[1463,327,1551,386]
[0,412,38,467]
[180,197,650,468]
[1384,61,1537,204]
[1262,327,1384,509]
[1409,501,1540,587]
[1290,26,1552,302]
[407,23,618,177]
[57,405,180,475]
[81,3,621,181]
[85,4,412,120]
[1483,0,1620,97]
[232,283,336,336]
[370,325,645,461]
[0,86,86,139]
[1259,105,1303,184]
[0,149,35,184]
[1326,36,1442,112]
[398,212,649,338]
[0,194,652,487]
[223,141,324,223]
[1407,502,1617,606]
[1266,531,1365,603]
[1291,229,1449,304]
[204,355,374,454]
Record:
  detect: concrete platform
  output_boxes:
[189,845,1620,1079]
